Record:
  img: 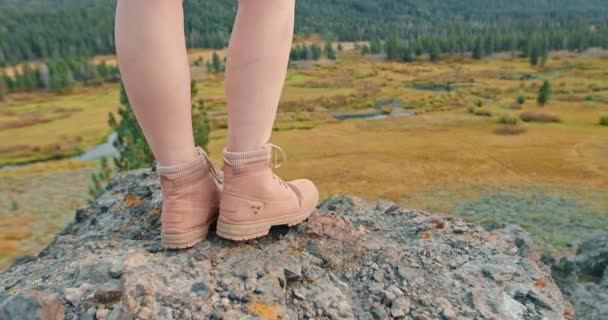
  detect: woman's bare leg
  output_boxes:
[115,0,220,249]
[217,0,319,242]
[225,0,295,152]
[115,0,196,166]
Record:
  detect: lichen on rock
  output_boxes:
[0,170,573,319]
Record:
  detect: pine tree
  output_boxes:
[484,35,495,56]
[2,71,15,92]
[401,45,416,62]
[192,99,211,151]
[370,38,382,54]
[190,79,211,151]
[0,73,6,101]
[539,37,550,66]
[21,64,38,91]
[537,80,552,106]
[530,44,539,66]
[212,52,222,73]
[311,44,322,60]
[385,36,400,60]
[88,156,113,202]
[429,42,441,62]
[324,42,336,60]
[360,45,370,55]
[109,82,154,171]
[473,38,484,60]
[97,61,109,80]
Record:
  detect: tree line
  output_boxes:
[289,43,339,61]
[1,0,608,66]
[360,27,606,65]
[0,58,120,99]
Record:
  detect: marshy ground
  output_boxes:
[1,45,607,268]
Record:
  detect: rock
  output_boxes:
[576,234,608,276]
[371,306,388,319]
[93,282,123,304]
[601,266,608,287]
[372,270,385,282]
[109,262,125,279]
[64,287,82,305]
[305,210,363,241]
[551,233,608,319]
[8,255,37,269]
[107,303,132,320]
[390,297,410,318]
[0,292,64,320]
[96,307,109,320]
[387,285,404,297]
[382,290,396,306]
[384,204,400,215]
[441,306,456,320]
[0,172,573,319]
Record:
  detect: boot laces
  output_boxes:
[269,143,289,188]
[196,146,220,183]
[269,143,286,169]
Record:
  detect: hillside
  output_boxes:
[1,0,607,65]
[0,169,574,319]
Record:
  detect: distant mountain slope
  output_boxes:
[0,0,607,65]
[0,0,94,9]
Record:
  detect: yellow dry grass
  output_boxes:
[207,110,608,205]
[1,48,608,268]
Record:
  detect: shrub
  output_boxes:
[88,156,114,202]
[10,199,18,211]
[600,116,608,126]
[520,112,561,123]
[472,109,492,117]
[494,125,527,135]
[497,114,519,125]
[381,106,392,115]
[517,95,526,104]
[537,80,552,106]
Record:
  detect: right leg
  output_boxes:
[115,0,195,166]
[115,0,220,248]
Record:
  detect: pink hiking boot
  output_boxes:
[217,144,319,241]
[158,147,221,249]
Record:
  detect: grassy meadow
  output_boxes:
[1,45,608,267]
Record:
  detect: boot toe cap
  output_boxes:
[288,179,319,209]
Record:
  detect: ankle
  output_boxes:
[156,146,199,168]
[157,147,208,179]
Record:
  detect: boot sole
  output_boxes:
[161,219,215,249]
[216,207,316,241]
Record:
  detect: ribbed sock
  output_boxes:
[223,145,270,167]
[157,148,205,179]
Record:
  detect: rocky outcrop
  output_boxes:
[549,234,608,320]
[0,170,573,319]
